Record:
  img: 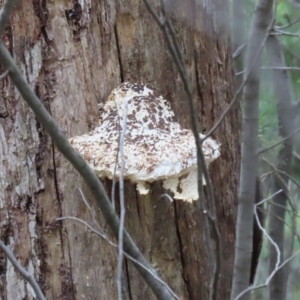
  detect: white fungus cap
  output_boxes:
[69,82,221,202]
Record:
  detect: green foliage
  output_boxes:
[254,2,300,299]
[276,0,300,97]
[259,0,300,156]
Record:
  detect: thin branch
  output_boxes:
[266,204,300,245]
[232,43,247,59]
[159,193,174,202]
[235,247,300,299]
[0,69,8,79]
[57,216,180,300]
[282,44,300,64]
[261,157,298,211]
[276,16,300,29]
[269,202,300,220]
[258,127,300,155]
[272,28,300,38]
[236,66,300,77]
[77,187,93,212]
[75,188,179,299]
[117,100,128,300]
[141,0,164,28]
[261,66,300,71]
[235,70,245,76]
[256,190,282,211]
[235,190,282,300]
[76,188,111,235]
[0,240,46,300]
[235,190,300,300]
[0,32,175,300]
[203,20,273,142]
[292,151,300,161]
[235,251,300,299]
[271,170,300,204]
[250,186,300,244]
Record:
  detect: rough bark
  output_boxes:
[0,1,239,299]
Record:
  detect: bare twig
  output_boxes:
[287,180,300,251]
[261,66,300,71]
[236,66,300,77]
[272,28,300,38]
[293,151,300,161]
[268,202,300,220]
[76,187,111,234]
[232,43,247,59]
[161,2,222,298]
[247,181,300,244]
[74,188,179,299]
[282,44,300,64]
[255,190,282,207]
[159,193,174,202]
[0,240,46,300]
[238,250,300,299]
[57,216,180,300]
[261,158,298,215]
[117,100,128,300]
[266,204,300,245]
[234,189,300,300]
[235,70,245,76]
[258,127,300,155]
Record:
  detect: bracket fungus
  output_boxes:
[69,82,220,202]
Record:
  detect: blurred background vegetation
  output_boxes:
[234,0,300,299]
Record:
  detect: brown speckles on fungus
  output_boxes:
[68,82,221,201]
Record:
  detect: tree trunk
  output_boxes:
[0,1,239,299]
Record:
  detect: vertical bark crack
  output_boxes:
[125,259,133,300]
[51,141,61,205]
[134,186,141,222]
[65,227,76,299]
[48,97,76,296]
[114,24,124,82]
[194,53,206,130]
[51,142,76,297]
[173,202,192,299]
